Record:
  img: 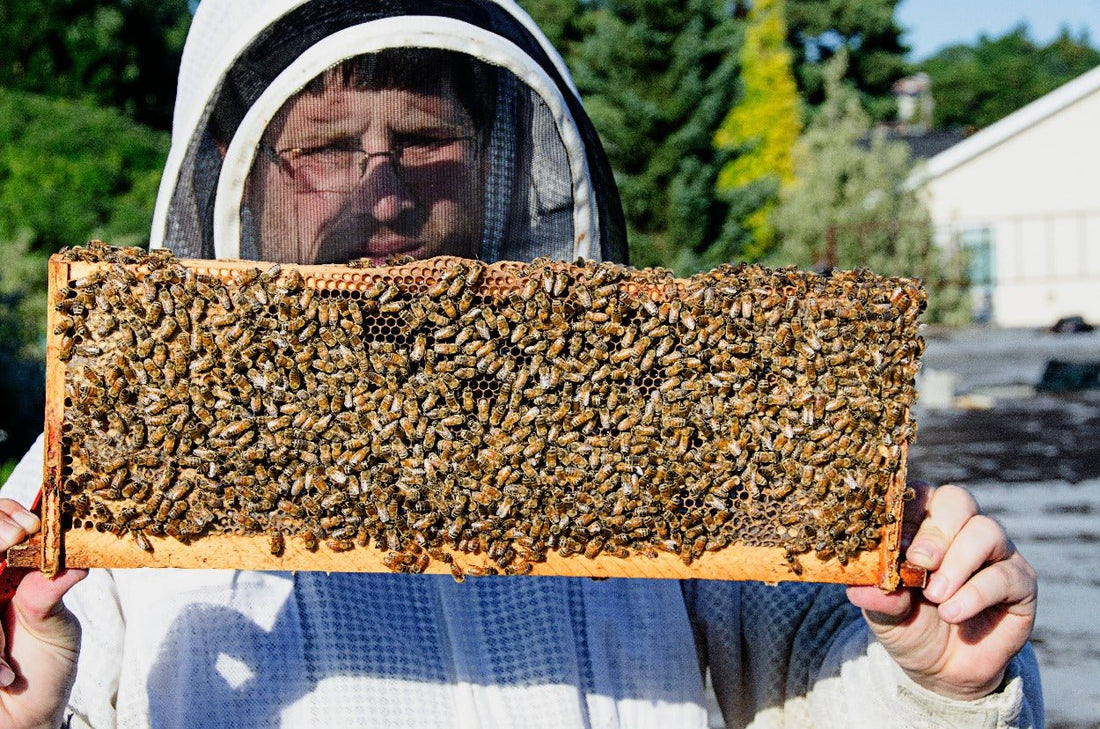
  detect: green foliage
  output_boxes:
[0,0,191,130]
[0,230,48,461]
[0,89,169,254]
[919,25,1100,130]
[715,0,801,260]
[0,89,168,459]
[0,460,15,489]
[0,88,168,338]
[0,87,168,348]
[0,326,45,463]
[0,233,49,359]
[522,0,746,274]
[772,52,969,324]
[785,0,909,121]
[515,0,588,50]
[519,0,916,272]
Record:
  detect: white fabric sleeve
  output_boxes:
[812,624,1044,729]
[62,570,126,729]
[686,581,1043,728]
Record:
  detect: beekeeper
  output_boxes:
[0,1,1040,727]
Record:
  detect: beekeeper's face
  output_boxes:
[250,74,484,265]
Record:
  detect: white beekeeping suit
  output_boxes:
[6,1,1042,727]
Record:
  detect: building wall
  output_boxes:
[922,87,1100,328]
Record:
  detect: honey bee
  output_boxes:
[133,531,154,553]
[463,564,497,577]
[326,538,354,553]
[58,334,75,361]
[51,248,924,582]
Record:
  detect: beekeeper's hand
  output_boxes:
[0,498,87,729]
[846,482,1037,700]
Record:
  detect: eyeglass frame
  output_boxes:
[262,134,479,193]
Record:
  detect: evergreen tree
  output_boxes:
[515,0,587,51]
[519,0,914,270]
[772,52,968,324]
[555,0,745,274]
[0,0,191,130]
[714,0,801,261]
[785,0,909,121]
[919,25,1100,130]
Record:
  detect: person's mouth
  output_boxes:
[355,236,426,265]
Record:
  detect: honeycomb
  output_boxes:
[41,241,925,585]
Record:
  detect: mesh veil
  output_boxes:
[157,0,627,266]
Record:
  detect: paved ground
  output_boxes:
[909,389,1100,485]
[958,478,1100,729]
[917,325,1100,398]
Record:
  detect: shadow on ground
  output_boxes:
[907,391,1100,485]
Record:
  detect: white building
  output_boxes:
[918,65,1100,328]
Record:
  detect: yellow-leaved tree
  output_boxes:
[714,0,801,260]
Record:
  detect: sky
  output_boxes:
[896,0,1100,60]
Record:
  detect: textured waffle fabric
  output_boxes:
[58,568,1041,728]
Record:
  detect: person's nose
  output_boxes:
[349,152,415,223]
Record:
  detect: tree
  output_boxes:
[519,0,917,270]
[515,0,587,51]
[0,1,183,466]
[772,52,969,324]
[0,0,191,130]
[0,89,168,255]
[520,0,746,274]
[0,89,169,461]
[919,25,1100,130]
[0,235,47,466]
[714,0,801,261]
[785,0,909,121]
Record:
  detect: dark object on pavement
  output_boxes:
[1050,316,1094,334]
[1037,360,1100,392]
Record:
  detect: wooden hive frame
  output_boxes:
[8,243,928,589]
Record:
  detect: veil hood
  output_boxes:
[152,0,627,265]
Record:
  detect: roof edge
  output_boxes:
[924,64,1100,180]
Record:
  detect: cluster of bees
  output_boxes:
[54,241,924,578]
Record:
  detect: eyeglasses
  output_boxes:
[264,135,476,193]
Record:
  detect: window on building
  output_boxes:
[957,226,994,286]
